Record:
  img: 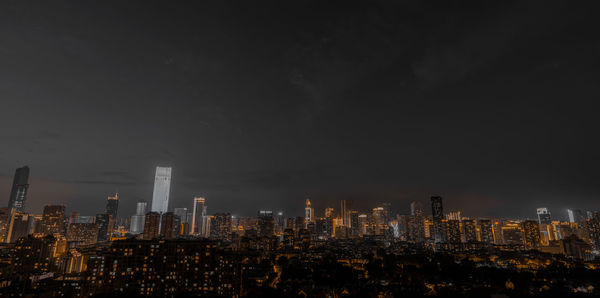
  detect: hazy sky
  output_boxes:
[1,1,599,220]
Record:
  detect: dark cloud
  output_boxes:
[1,1,599,219]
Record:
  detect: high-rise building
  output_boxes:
[350,211,359,237]
[537,208,551,225]
[567,209,585,223]
[257,210,274,237]
[191,197,206,235]
[151,167,172,213]
[340,200,353,227]
[143,212,161,240]
[446,219,461,243]
[210,213,232,241]
[9,212,35,243]
[522,220,541,249]
[409,201,425,242]
[478,219,494,243]
[431,196,444,243]
[105,193,119,220]
[7,166,29,212]
[38,205,66,236]
[304,198,314,226]
[462,219,477,243]
[95,213,113,242]
[160,212,180,239]
[67,222,98,245]
[502,221,523,245]
[130,201,147,234]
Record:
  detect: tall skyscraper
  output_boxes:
[191,197,206,235]
[410,201,425,242]
[537,208,551,225]
[7,166,29,212]
[95,213,113,242]
[160,212,180,239]
[304,198,314,226]
[105,193,119,220]
[151,167,172,213]
[130,201,147,234]
[431,196,444,243]
[340,200,353,227]
[522,220,541,249]
[143,212,161,240]
[478,219,494,243]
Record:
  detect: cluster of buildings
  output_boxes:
[1,165,600,295]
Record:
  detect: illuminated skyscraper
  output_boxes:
[95,213,113,242]
[151,167,172,213]
[39,205,66,236]
[537,207,551,225]
[304,198,314,226]
[522,220,541,249]
[462,219,477,242]
[191,197,206,235]
[257,210,274,237]
[431,196,444,243]
[130,201,147,234]
[340,200,352,227]
[7,166,29,212]
[210,213,232,241]
[410,201,425,242]
[478,219,494,243]
[105,193,119,220]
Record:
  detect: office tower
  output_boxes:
[9,212,34,243]
[410,201,425,242]
[105,193,119,220]
[567,209,585,223]
[38,205,66,236]
[478,219,494,243]
[210,213,232,241]
[191,197,206,235]
[160,212,180,239]
[350,211,359,237]
[7,166,29,212]
[431,196,444,243]
[257,210,274,237]
[130,201,147,234]
[95,213,113,242]
[151,166,172,213]
[143,212,161,240]
[522,220,541,249]
[341,200,353,227]
[446,219,461,243]
[462,219,477,242]
[304,198,314,226]
[537,208,551,225]
[501,221,523,245]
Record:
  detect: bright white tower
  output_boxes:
[151,166,172,213]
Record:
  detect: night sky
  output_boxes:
[1,1,599,220]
